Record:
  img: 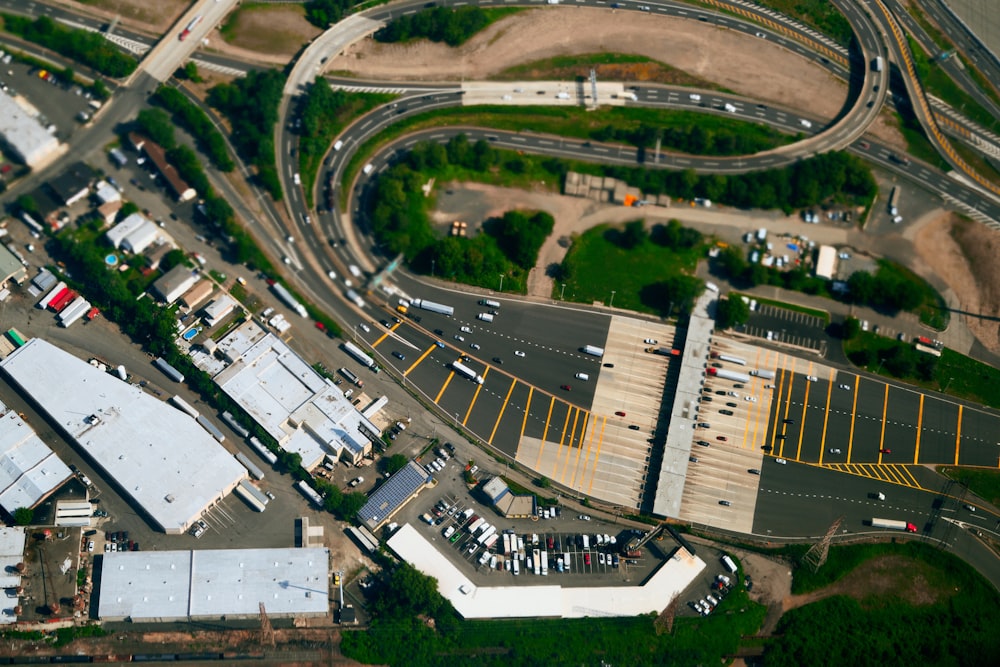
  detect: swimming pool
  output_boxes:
[182,328,198,341]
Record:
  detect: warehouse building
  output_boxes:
[0,399,73,517]
[214,323,379,469]
[0,338,246,534]
[0,91,64,169]
[105,213,162,254]
[97,547,330,622]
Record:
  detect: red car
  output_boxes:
[314,322,326,331]
[879,448,891,454]
[561,384,571,391]
[716,436,728,442]
[584,553,591,565]
[615,411,626,417]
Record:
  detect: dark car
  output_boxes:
[716,435,728,442]
[719,409,734,416]
[715,390,727,396]
[702,396,713,402]
[392,351,406,360]
[561,384,571,391]
[783,418,794,424]
[726,402,738,408]
[434,329,444,336]
[493,357,504,365]
[628,425,640,430]
[603,363,615,368]
[696,440,711,447]
[734,383,745,389]
[719,500,732,506]
[547,537,554,549]
[615,411,626,417]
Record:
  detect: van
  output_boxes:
[705,281,719,293]
[333,140,344,151]
[362,163,374,175]
[293,173,301,186]
[343,388,353,399]
[575,372,589,381]
[477,312,494,322]
[581,534,590,550]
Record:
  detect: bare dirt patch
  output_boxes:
[61,0,189,34]
[218,5,321,63]
[913,211,1000,355]
[337,7,905,147]
[498,58,724,90]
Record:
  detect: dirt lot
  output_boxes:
[59,0,190,34]
[336,8,905,149]
[217,4,322,64]
[914,211,1000,356]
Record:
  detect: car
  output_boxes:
[734,384,745,389]
[392,351,406,360]
[748,468,761,475]
[514,350,526,357]
[715,390,727,396]
[603,363,615,368]
[716,436,728,442]
[470,343,480,350]
[723,401,738,408]
[702,396,713,403]
[584,553,592,565]
[493,357,504,364]
[861,320,870,332]
[719,409,734,416]
[628,425,640,431]
[829,448,842,454]
[799,119,812,128]
[755,31,766,37]
[775,458,787,465]
[783,418,794,424]
[435,341,445,349]
[358,323,371,333]
[579,514,591,521]
[283,256,291,265]
[286,234,294,243]
[547,537,555,549]
[805,376,818,382]
[727,391,739,397]
[460,325,473,334]
[859,141,870,149]
[560,384,571,391]
[696,440,711,447]
[719,500,732,506]
[839,384,851,390]
[87,541,94,552]
[964,504,976,512]
[598,553,606,565]
[454,334,465,342]
[879,448,891,454]
[644,338,657,344]
[697,422,711,429]
[615,411,626,417]
[690,456,699,463]
[744,396,757,402]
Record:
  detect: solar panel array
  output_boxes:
[357,460,431,529]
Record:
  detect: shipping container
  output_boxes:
[37,281,67,310]
[169,395,199,419]
[248,436,278,464]
[235,452,265,480]
[154,357,185,383]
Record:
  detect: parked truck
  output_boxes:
[749,369,775,380]
[338,367,364,387]
[452,360,484,385]
[270,283,308,318]
[871,517,917,532]
[412,298,454,316]
[581,344,605,357]
[342,341,375,369]
[541,551,549,576]
[711,352,747,366]
[707,367,751,383]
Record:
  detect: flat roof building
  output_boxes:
[815,245,837,280]
[0,91,63,169]
[0,527,26,624]
[0,244,27,288]
[0,338,246,534]
[202,295,237,328]
[214,325,380,468]
[128,133,196,203]
[0,399,73,515]
[48,162,95,207]
[357,460,431,531]
[97,547,330,622]
[153,264,200,304]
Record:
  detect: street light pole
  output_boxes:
[609,290,616,308]
[944,376,954,393]
[431,259,435,277]
[560,283,566,300]
[498,274,504,292]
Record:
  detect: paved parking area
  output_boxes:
[0,58,96,143]
[741,302,827,354]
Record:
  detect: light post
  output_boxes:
[560,283,566,300]
[944,377,955,393]
[498,274,504,292]
[609,290,616,309]
[431,259,435,277]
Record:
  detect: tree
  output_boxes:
[118,202,139,219]
[136,108,176,149]
[372,562,451,619]
[12,507,33,526]
[842,316,861,340]
[382,454,408,476]
[619,219,647,249]
[716,296,750,329]
[181,61,202,82]
[717,246,747,281]
[16,195,38,215]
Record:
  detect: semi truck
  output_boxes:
[581,344,605,357]
[871,518,917,532]
[707,367,751,384]
[412,299,454,316]
[179,15,202,41]
[452,360,484,385]
[338,367,364,387]
[342,341,375,369]
[154,357,185,383]
[541,551,549,576]
[749,369,775,380]
[270,283,308,318]
[710,352,747,366]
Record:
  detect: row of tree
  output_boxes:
[153,86,235,172]
[0,14,136,78]
[207,69,286,201]
[375,7,493,47]
[304,0,354,29]
[592,120,784,156]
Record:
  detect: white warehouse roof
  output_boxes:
[0,91,62,168]
[0,339,247,534]
[106,213,160,254]
[815,245,837,280]
[0,400,72,514]
[97,547,330,622]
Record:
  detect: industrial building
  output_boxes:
[0,244,27,289]
[214,322,380,469]
[0,399,73,517]
[105,213,162,254]
[481,476,536,519]
[47,162,96,207]
[0,338,246,534]
[153,264,201,304]
[0,527,27,624]
[128,133,196,203]
[97,547,330,622]
[0,91,64,169]
[357,460,431,531]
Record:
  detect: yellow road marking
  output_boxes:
[552,405,573,478]
[570,412,595,488]
[404,344,436,376]
[819,371,835,464]
[487,376,518,445]
[954,404,963,465]
[845,369,860,464]
[462,367,489,426]
[587,417,609,495]
[433,371,454,403]
[914,394,924,465]
[877,383,889,464]
[559,408,583,484]
[535,396,556,470]
[520,386,533,442]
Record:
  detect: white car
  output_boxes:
[744,395,757,402]
[454,334,465,342]
[286,235,294,243]
[644,338,657,345]
[598,553,606,565]
[460,326,473,334]
[799,119,812,128]
[283,256,291,265]
[838,384,852,390]
[87,541,94,552]
[805,375,818,382]
[727,391,739,397]
[829,448,842,454]
[578,514,591,521]
[689,93,702,102]
[359,323,371,333]
[775,458,787,465]
[514,350,526,357]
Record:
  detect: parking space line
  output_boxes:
[586,417,609,495]
[954,404,963,465]
[487,376,518,444]
[434,371,456,403]
[569,412,594,488]
[877,384,889,463]
[818,370,834,464]
[404,344,436,376]
[913,394,924,465]
[845,370,860,464]
[558,409,584,485]
[772,362,791,455]
[463,367,490,426]
[520,386,534,442]
[535,396,556,470]
[551,406,574,478]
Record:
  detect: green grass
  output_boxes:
[559,222,705,313]
[895,110,950,171]
[908,36,1000,135]
[747,0,853,46]
[939,467,1000,506]
[877,259,949,329]
[907,2,952,52]
[730,293,830,323]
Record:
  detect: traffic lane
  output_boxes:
[955,406,1000,467]
[461,375,531,454]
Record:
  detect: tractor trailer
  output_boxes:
[707,367,751,383]
[452,360,484,385]
[342,341,375,369]
[581,345,605,357]
[871,518,917,532]
[412,299,454,316]
[750,369,775,379]
[710,352,747,365]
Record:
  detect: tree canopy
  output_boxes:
[375,7,493,47]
